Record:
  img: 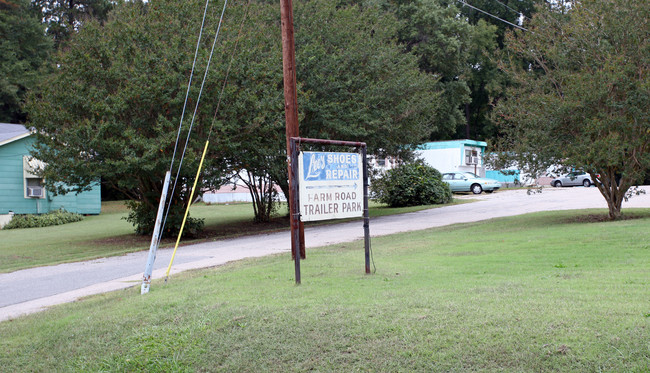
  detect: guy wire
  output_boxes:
[208,0,252,142]
[158,0,230,249]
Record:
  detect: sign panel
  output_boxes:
[298,151,363,221]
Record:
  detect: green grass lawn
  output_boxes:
[0,199,470,273]
[0,201,262,273]
[1,209,648,371]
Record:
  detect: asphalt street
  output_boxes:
[1,186,648,321]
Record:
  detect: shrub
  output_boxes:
[3,210,84,229]
[372,160,452,207]
[125,200,204,238]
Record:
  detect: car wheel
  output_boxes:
[553,181,562,187]
[582,179,591,187]
[471,183,483,194]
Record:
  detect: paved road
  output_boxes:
[1,186,648,321]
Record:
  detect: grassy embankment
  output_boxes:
[1,209,649,371]
[0,199,470,273]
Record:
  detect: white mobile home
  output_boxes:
[416,140,487,176]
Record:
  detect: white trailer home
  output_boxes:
[416,140,487,176]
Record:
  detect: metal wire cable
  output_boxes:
[458,0,528,31]
[157,0,229,247]
[167,0,211,177]
[492,0,529,20]
[156,0,212,245]
[207,0,252,142]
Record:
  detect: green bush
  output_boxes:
[372,160,452,207]
[3,210,84,229]
[125,200,204,238]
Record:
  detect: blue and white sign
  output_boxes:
[299,151,363,221]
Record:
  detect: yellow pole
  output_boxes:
[165,140,210,281]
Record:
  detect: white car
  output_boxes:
[551,172,594,187]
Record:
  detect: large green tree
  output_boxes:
[462,19,501,140]
[214,0,444,221]
[457,0,540,141]
[377,0,503,140]
[0,0,51,123]
[26,0,227,236]
[491,0,649,219]
[207,1,287,223]
[33,0,114,49]
[387,0,474,139]
[294,0,442,154]
[27,0,444,230]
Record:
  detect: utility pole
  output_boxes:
[280,0,305,260]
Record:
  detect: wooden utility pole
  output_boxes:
[280,0,305,259]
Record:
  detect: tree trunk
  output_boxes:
[275,176,290,215]
[244,170,276,223]
[464,103,470,139]
[593,169,630,220]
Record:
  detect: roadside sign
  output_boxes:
[290,137,372,283]
[298,151,363,221]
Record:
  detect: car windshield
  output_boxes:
[463,172,479,178]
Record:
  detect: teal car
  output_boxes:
[442,172,501,194]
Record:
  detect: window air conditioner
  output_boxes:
[470,156,480,165]
[27,187,43,198]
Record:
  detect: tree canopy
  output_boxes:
[294,0,443,156]
[214,0,445,220]
[383,0,476,139]
[457,0,541,141]
[27,0,444,231]
[26,0,227,235]
[0,0,51,123]
[491,0,649,219]
[33,0,114,49]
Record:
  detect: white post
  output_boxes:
[141,171,171,294]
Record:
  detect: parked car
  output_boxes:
[551,172,594,187]
[442,172,501,194]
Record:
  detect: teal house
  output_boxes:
[0,123,101,216]
[415,139,521,184]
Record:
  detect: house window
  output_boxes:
[465,149,479,165]
[23,156,46,199]
[25,178,44,198]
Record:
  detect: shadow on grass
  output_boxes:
[84,216,293,250]
[82,199,476,250]
[563,209,650,223]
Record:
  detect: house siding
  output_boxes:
[0,135,100,215]
[486,170,520,183]
[0,138,36,214]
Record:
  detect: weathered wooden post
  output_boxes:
[280,0,305,261]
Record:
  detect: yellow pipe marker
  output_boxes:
[165,140,210,281]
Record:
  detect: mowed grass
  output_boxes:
[1,209,649,372]
[0,199,470,273]
[0,201,265,273]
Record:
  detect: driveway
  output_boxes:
[1,186,648,321]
